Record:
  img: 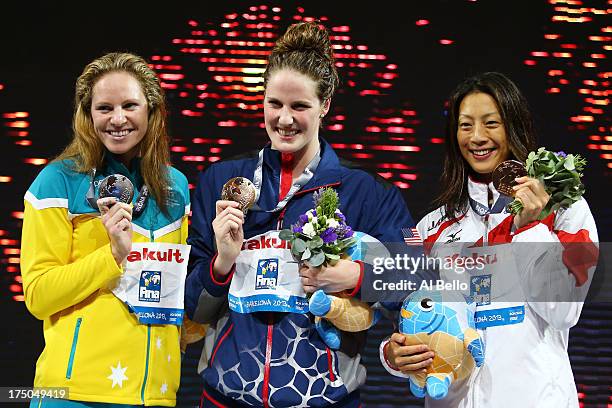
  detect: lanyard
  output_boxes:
[250,148,321,213]
[86,168,150,218]
[469,193,513,216]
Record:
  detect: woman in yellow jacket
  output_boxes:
[21,52,190,407]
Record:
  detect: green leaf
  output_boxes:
[309,251,326,267]
[301,248,312,261]
[325,253,340,261]
[292,238,306,254]
[563,156,575,171]
[308,236,324,249]
[279,229,293,240]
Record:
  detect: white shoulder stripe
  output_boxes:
[131,217,185,240]
[185,204,191,216]
[153,218,183,240]
[132,224,150,238]
[24,191,68,210]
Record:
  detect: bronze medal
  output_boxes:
[221,177,257,213]
[492,160,527,196]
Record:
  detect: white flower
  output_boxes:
[302,223,316,238]
[307,210,315,220]
[326,218,339,228]
[310,216,318,225]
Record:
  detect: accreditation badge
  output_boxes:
[111,242,191,325]
[463,244,525,329]
[228,231,309,314]
[435,242,525,330]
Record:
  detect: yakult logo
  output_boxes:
[242,235,290,251]
[127,248,185,263]
[139,271,161,302]
[255,259,278,290]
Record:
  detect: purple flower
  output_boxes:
[343,226,354,238]
[320,227,338,244]
[298,214,309,224]
[556,151,567,158]
[335,209,346,222]
[292,225,303,234]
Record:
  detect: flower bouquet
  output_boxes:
[279,188,380,350]
[279,188,356,267]
[508,147,587,219]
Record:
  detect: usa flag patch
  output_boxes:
[402,227,422,246]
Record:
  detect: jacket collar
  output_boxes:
[261,137,342,189]
[102,152,143,188]
[467,175,501,210]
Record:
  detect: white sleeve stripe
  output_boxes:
[24,191,68,210]
[379,339,410,379]
[185,204,191,216]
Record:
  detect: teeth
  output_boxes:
[473,149,491,156]
[108,130,130,137]
[278,129,297,137]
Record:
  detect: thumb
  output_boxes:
[391,332,405,344]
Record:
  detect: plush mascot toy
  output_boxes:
[399,289,485,399]
[308,232,382,349]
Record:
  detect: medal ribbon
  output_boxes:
[251,147,321,213]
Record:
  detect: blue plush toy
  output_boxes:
[309,232,382,349]
[398,290,485,399]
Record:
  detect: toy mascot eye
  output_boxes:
[419,298,434,311]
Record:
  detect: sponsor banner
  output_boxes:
[111,242,190,325]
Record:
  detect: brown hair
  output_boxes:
[433,72,538,217]
[263,21,339,104]
[56,52,171,213]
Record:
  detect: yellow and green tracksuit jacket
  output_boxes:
[20,156,190,406]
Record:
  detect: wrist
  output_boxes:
[213,254,235,277]
[348,260,360,288]
[383,341,399,370]
[110,244,127,265]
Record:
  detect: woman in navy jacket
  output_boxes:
[185,21,416,408]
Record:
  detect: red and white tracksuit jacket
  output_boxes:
[381,177,599,408]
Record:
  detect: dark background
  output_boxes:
[0,1,610,407]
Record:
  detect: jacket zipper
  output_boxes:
[66,317,82,379]
[141,325,152,403]
[471,211,489,404]
[262,313,274,408]
[141,229,155,403]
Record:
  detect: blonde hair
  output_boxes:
[263,21,339,103]
[56,52,170,213]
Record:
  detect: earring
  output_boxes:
[320,113,325,118]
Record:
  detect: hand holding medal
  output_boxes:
[493,148,586,221]
[96,174,135,265]
[212,177,257,278]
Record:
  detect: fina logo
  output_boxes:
[470,274,491,306]
[139,271,161,302]
[255,259,278,290]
